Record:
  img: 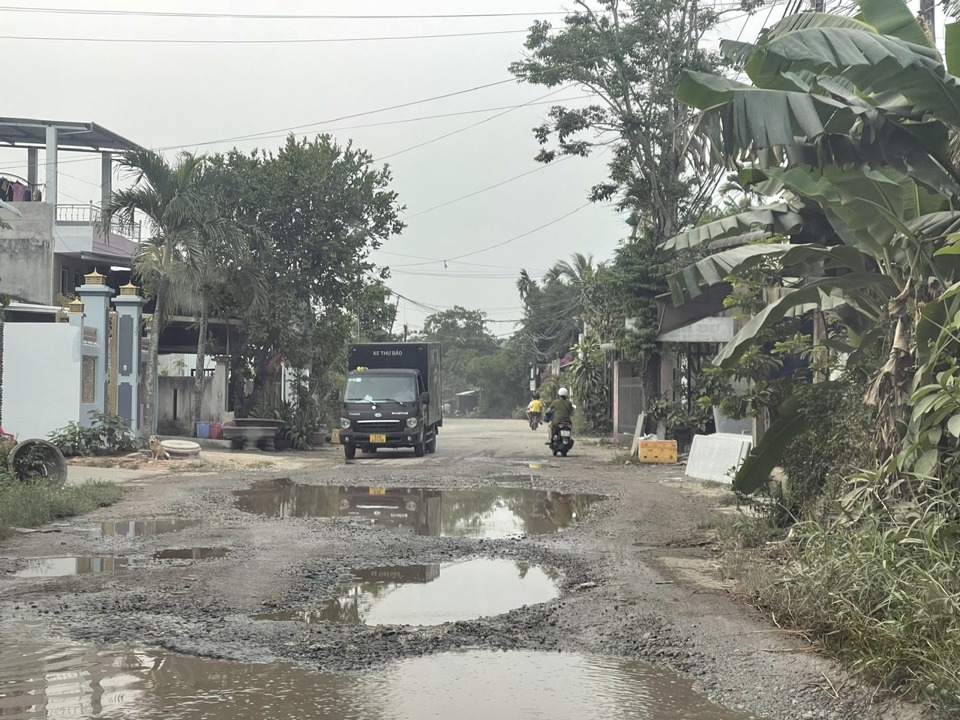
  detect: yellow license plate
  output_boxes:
[370,434,387,444]
[369,487,386,495]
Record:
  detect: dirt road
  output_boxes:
[0,420,925,719]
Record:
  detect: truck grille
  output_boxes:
[356,420,402,434]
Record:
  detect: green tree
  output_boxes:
[416,306,498,397]
[103,150,233,436]
[214,135,404,415]
[510,0,736,244]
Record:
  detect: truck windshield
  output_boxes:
[344,374,417,403]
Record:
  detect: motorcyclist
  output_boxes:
[545,387,574,443]
[526,394,543,425]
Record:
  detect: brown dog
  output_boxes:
[149,435,169,461]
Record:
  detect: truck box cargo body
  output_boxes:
[340,343,442,460]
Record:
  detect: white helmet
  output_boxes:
[558,387,569,397]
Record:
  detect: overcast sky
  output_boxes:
[4,1,937,334]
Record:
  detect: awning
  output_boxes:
[0,117,144,153]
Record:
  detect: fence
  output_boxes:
[56,204,142,240]
[616,375,646,437]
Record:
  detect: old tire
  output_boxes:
[344,443,357,460]
[8,439,68,488]
[414,442,426,458]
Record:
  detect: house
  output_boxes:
[0,117,143,305]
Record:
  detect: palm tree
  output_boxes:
[102,150,231,437]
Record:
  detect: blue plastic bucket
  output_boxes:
[195,421,211,439]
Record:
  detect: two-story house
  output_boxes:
[0,117,143,307]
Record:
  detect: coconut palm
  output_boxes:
[102,150,235,437]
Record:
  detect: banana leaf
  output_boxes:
[668,243,793,304]
[713,273,899,369]
[661,203,817,252]
[855,0,935,50]
[756,28,960,126]
[733,388,838,495]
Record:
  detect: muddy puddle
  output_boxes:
[11,557,129,578]
[153,547,228,561]
[234,479,603,538]
[0,636,759,719]
[255,558,559,626]
[100,519,200,537]
[10,549,227,577]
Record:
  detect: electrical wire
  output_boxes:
[392,201,594,266]
[405,156,575,220]
[375,85,574,162]
[0,29,531,44]
[0,6,567,20]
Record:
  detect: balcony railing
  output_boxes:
[56,203,142,241]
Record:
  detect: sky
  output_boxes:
[1,1,944,335]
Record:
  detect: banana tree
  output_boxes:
[665,0,960,493]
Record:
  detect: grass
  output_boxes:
[611,452,641,465]
[0,480,124,539]
[712,494,960,716]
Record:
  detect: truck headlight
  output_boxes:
[406,417,419,428]
[340,418,352,429]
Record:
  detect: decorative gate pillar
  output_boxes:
[112,283,145,434]
[76,270,114,425]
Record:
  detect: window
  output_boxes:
[60,267,70,296]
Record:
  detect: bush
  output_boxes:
[48,411,137,457]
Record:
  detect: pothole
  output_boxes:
[11,556,129,577]
[254,558,560,626]
[0,638,760,719]
[100,519,201,537]
[233,480,604,538]
[153,547,228,561]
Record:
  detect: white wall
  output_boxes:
[3,322,82,440]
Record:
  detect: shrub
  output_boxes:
[48,412,137,457]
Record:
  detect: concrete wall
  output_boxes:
[156,368,227,435]
[0,202,55,305]
[2,322,82,439]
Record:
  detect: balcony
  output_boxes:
[56,203,141,241]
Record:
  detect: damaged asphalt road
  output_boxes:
[0,420,926,719]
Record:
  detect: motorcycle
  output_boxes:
[529,412,541,431]
[548,419,574,457]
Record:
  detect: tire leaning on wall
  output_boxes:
[8,438,68,488]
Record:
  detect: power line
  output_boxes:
[159,78,521,150]
[0,29,529,44]
[393,202,594,266]
[376,85,573,162]
[405,156,574,220]
[0,6,566,20]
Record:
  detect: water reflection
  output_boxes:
[100,519,201,537]
[12,556,129,578]
[233,480,604,538]
[0,638,760,720]
[255,559,558,626]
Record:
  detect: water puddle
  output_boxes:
[12,556,129,578]
[0,637,760,719]
[100,519,200,537]
[255,558,558,626]
[153,547,228,561]
[234,480,604,538]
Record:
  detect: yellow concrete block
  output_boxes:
[638,439,678,464]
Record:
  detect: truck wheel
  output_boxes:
[426,434,437,454]
[414,442,426,457]
[344,443,357,460]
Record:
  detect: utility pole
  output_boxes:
[920,0,935,42]
[810,0,824,10]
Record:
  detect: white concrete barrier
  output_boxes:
[685,432,753,484]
